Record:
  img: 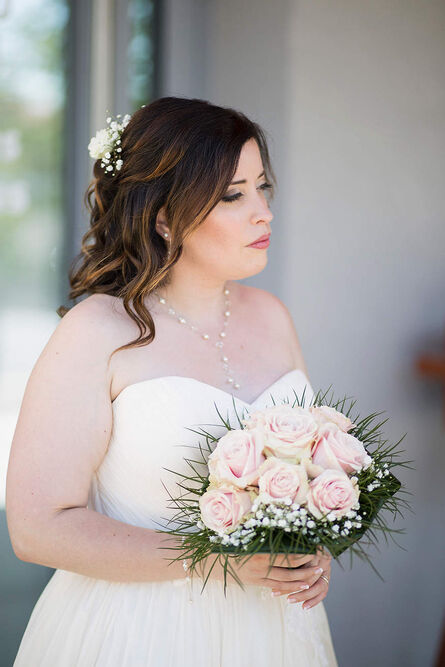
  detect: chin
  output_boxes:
[233,257,268,281]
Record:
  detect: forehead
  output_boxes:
[232,138,263,177]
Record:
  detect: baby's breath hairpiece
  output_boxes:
[87,111,132,176]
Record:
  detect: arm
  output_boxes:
[5,296,187,584]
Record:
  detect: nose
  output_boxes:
[251,195,273,227]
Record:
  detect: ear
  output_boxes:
[155,206,169,238]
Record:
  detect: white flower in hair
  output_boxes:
[88,129,114,159]
[88,112,132,175]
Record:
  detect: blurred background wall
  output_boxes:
[1,0,444,665]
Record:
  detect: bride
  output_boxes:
[6,96,338,666]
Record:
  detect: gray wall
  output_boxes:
[161,1,445,665]
[283,4,445,666]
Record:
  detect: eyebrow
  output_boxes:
[230,170,265,185]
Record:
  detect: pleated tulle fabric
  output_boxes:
[14,369,338,667]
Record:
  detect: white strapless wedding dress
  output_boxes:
[14,368,338,666]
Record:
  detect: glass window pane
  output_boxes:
[128,0,157,110]
[0,1,69,661]
[0,0,69,503]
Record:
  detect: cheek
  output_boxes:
[186,214,244,257]
[182,209,268,277]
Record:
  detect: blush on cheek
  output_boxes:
[184,217,268,282]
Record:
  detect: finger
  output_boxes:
[286,576,329,604]
[311,551,330,570]
[270,582,310,597]
[295,554,320,569]
[296,557,322,571]
[269,577,324,596]
[287,578,329,604]
[316,562,329,576]
[271,553,314,568]
[316,545,331,559]
[301,588,329,610]
[317,550,332,565]
[315,551,332,572]
[268,568,325,594]
[266,565,324,583]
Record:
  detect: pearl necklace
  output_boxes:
[152,283,241,390]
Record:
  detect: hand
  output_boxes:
[280,546,332,610]
[219,551,325,596]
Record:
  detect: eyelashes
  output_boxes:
[221,181,273,203]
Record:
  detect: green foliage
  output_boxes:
[155,387,414,595]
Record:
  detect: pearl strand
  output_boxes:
[152,283,241,390]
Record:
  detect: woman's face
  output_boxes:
[181,138,274,281]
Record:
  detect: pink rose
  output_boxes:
[309,405,356,432]
[258,457,309,504]
[242,405,318,462]
[208,428,266,488]
[199,486,252,533]
[312,423,372,474]
[307,469,360,520]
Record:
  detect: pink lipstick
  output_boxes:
[247,233,271,249]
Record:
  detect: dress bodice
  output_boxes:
[88,369,315,531]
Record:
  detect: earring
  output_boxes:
[161,230,171,259]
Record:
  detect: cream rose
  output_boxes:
[258,456,309,504]
[312,423,372,474]
[242,405,318,462]
[199,486,252,533]
[207,428,266,488]
[307,469,360,520]
[309,405,356,432]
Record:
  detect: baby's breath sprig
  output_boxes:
[87,111,132,176]
[154,390,413,594]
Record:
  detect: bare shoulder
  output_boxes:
[234,282,294,330]
[235,282,289,316]
[233,282,309,376]
[32,293,136,404]
[57,293,135,350]
[60,293,127,331]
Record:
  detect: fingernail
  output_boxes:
[303,604,311,610]
[300,584,309,590]
[271,591,280,597]
[316,567,323,574]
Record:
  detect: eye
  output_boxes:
[221,181,273,203]
[221,191,243,203]
[259,181,273,198]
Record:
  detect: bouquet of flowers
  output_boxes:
[157,385,412,593]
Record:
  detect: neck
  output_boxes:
[152,274,232,329]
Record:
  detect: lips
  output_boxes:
[248,233,271,246]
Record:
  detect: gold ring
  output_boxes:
[320,574,329,586]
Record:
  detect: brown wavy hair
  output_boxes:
[57,96,276,358]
